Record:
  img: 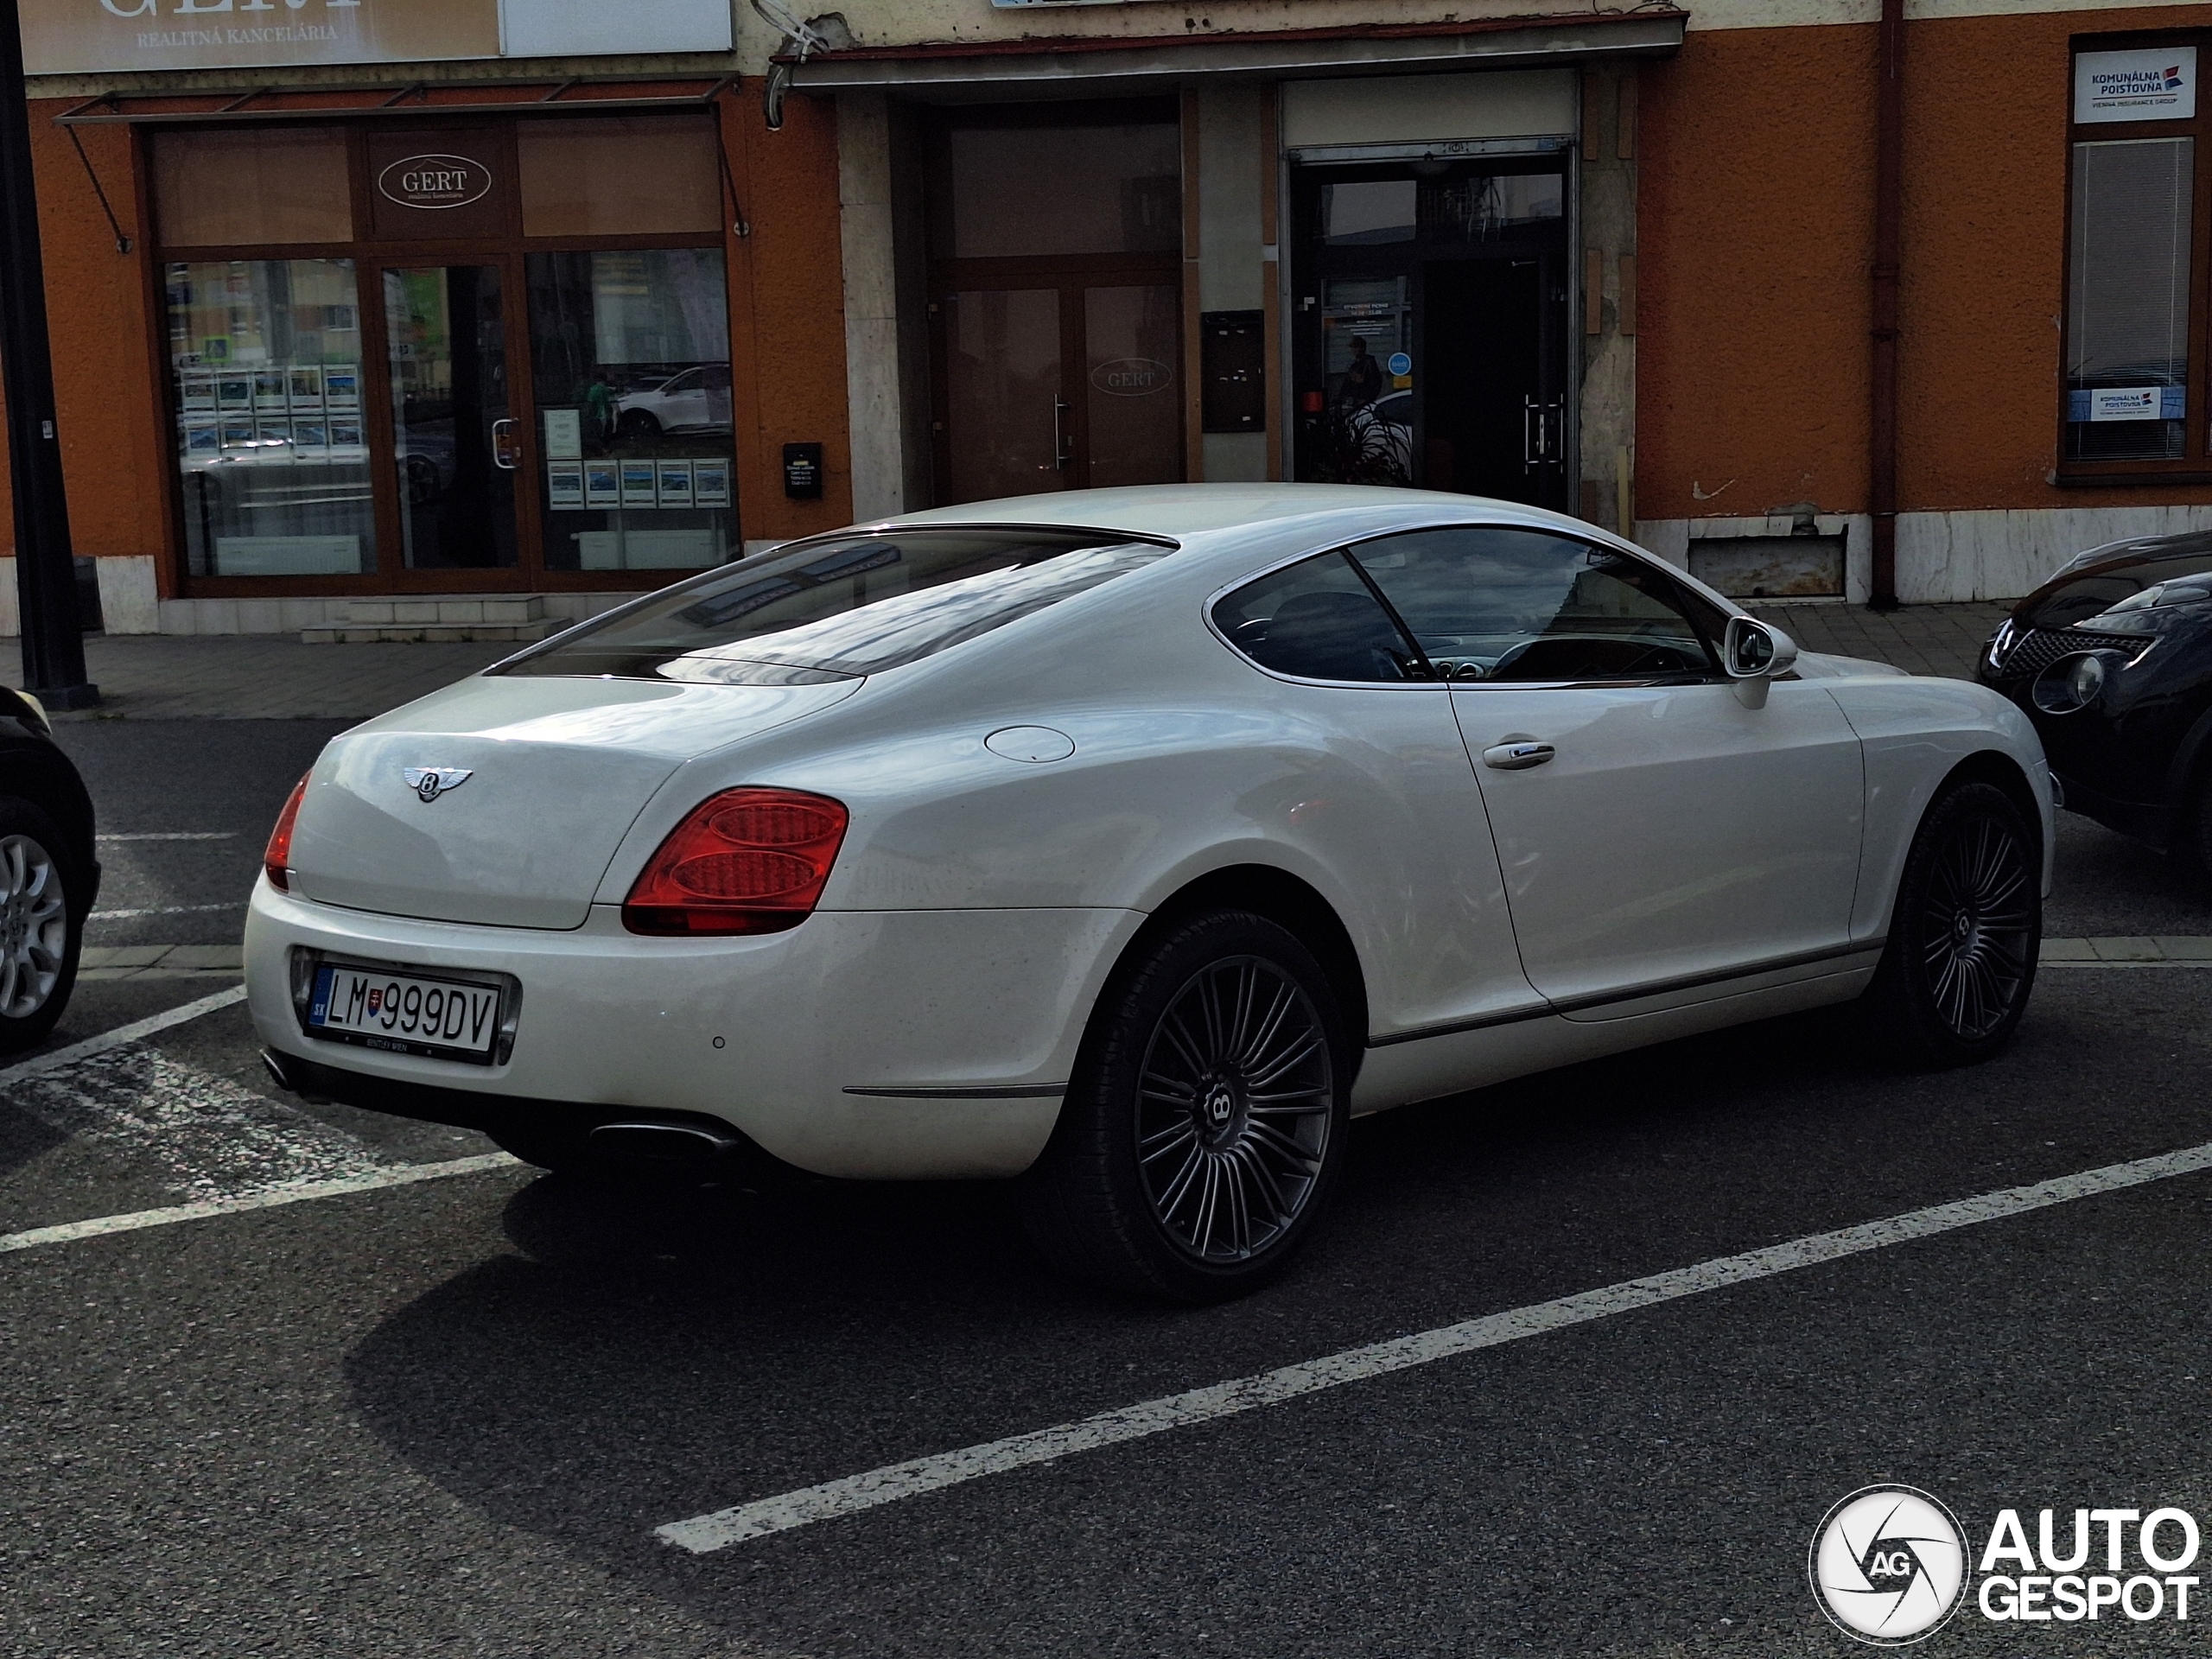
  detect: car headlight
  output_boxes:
[2032,650,2114,714]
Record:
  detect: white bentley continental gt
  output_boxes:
[249,486,2052,1300]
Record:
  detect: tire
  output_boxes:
[2184,770,2212,881]
[0,798,81,1057]
[1863,779,2041,1067]
[618,410,662,442]
[1019,909,1351,1303]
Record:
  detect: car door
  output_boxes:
[661,368,709,429]
[1209,549,1540,1041]
[1347,525,1866,1014]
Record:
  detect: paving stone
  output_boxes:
[2090,936,2164,960]
[2152,936,2212,959]
[2038,938,2098,961]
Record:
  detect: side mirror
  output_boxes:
[1722,616,1798,707]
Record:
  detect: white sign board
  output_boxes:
[2087,386,2162,422]
[2075,48,2197,124]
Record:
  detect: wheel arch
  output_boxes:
[1092,863,1370,1083]
[1938,748,2047,861]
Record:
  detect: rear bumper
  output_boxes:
[246,880,1142,1179]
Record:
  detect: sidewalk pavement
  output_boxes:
[7,601,2015,721]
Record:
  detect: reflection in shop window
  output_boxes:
[526,248,738,572]
[167,259,373,578]
[1322,180,1417,245]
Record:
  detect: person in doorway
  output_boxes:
[1338,335,1384,409]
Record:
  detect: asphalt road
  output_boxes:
[4,717,2212,1657]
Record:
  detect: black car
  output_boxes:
[0,686,95,1052]
[1978,528,2212,870]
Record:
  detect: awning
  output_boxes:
[782,11,1687,98]
[55,75,733,126]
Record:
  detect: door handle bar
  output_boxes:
[1052,398,1072,469]
[1482,741,1555,771]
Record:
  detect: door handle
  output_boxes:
[491,417,519,471]
[1482,741,1555,771]
[1052,398,1072,470]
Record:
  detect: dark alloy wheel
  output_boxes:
[0,798,82,1057]
[1020,910,1349,1302]
[1865,779,2040,1065]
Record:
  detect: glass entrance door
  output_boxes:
[380,264,521,572]
[1292,162,1571,510]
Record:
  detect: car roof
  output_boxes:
[861,482,1594,542]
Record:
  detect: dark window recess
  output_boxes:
[783,442,824,499]
[1201,310,1266,434]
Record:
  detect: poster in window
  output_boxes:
[180,371,216,416]
[253,369,288,411]
[547,459,585,510]
[324,367,360,410]
[328,417,363,448]
[542,408,583,461]
[620,460,658,508]
[220,419,256,449]
[584,459,620,507]
[183,423,219,456]
[692,458,731,507]
[656,459,694,509]
[217,375,251,412]
[292,420,327,451]
[287,365,324,409]
[2075,48,2197,123]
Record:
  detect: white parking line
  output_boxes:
[96,832,238,842]
[0,1154,519,1255]
[0,983,249,1083]
[655,1137,2212,1554]
[89,902,242,921]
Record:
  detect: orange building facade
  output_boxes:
[5,0,2209,635]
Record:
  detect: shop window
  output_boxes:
[167,258,374,577]
[525,249,737,572]
[152,129,352,247]
[517,118,723,238]
[2065,137,2192,461]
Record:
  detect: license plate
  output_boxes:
[306,963,505,1064]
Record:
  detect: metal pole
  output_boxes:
[1867,0,1904,613]
[0,0,95,708]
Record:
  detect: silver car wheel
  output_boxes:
[1135,955,1333,1263]
[0,832,68,1020]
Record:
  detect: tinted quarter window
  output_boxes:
[1213,551,1428,683]
[495,528,1173,683]
[1346,527,1719,682]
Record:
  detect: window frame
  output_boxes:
[1205,523,1731,690]
[2058,29,2212,486]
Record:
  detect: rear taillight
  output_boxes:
[264,773,308,893]
[622,787,849,936]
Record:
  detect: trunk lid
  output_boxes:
[288,674,861,928]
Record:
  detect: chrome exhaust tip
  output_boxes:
[587,1120,740,1166]
[260,1049,295,1092]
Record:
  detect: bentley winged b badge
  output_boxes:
[403,766,474,804]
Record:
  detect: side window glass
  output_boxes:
[1348,527,1719,683]
[1212,551,1429,683]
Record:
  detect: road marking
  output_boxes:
[0,1154,519,1256]
[0,983,248,1084]
[97,832,237,842]
[655,1137,2212,1554]
[89,902,242,921]
[12,1047,394,1197]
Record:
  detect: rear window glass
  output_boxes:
[493,528,1173,684]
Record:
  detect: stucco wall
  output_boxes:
[1640,3,2212,531]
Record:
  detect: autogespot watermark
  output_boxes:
[1810,1485,2204,1644]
